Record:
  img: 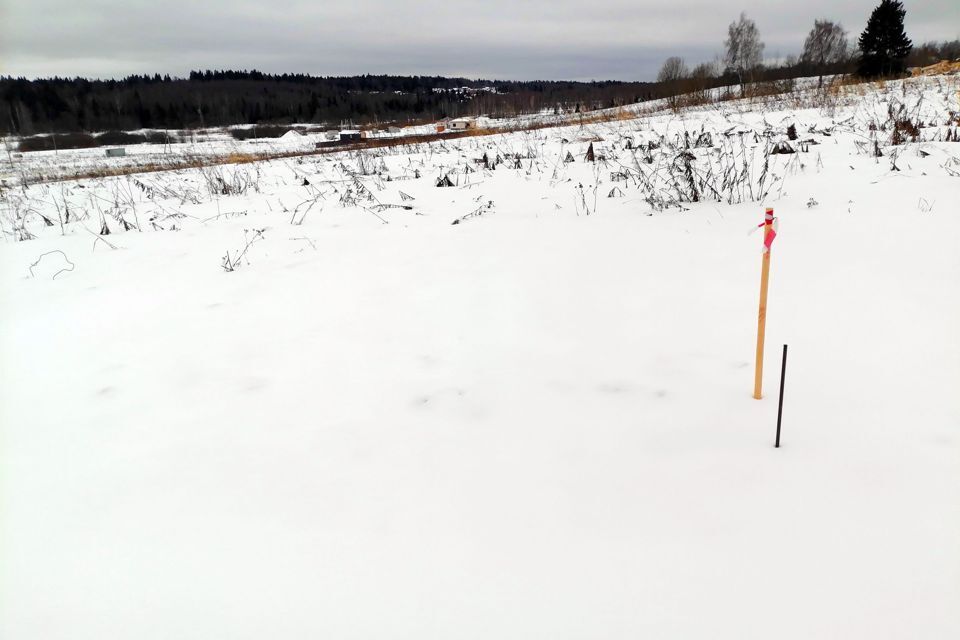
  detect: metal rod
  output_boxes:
[775,344,788,448]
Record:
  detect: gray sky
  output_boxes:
[2,0,957,81]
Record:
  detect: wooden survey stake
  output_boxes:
[753,208,777,399]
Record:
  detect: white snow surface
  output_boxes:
[2,76,959,639]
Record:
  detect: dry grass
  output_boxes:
[911,60,960,77]
[223,152,262,164]
[23,71,957,186]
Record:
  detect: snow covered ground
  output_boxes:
[0,77,843,188]
[0,89,700,187]
[1,76,959,638]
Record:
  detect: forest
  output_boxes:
[0,71,658,135]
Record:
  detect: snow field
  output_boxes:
[1,75,959,639]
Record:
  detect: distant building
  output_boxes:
[315,130,365,149]
[448,118,475,131]
[105,148,126,157]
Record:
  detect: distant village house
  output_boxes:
[448,118,475,131]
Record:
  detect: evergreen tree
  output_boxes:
[857,0,913,78]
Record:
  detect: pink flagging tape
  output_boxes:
[760,208,777,253]
[764,227,777,252]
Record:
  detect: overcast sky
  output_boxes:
[2,0,957,81]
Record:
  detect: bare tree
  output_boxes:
[801,19,849,86]
[657,57,690,109]
[657,57,689,83]
[691,61,718,81]
[689,61,717,102]
[724,12,765,95]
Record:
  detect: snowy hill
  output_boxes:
[1,75,959,639]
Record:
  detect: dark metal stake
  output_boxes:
[775,344,788,448]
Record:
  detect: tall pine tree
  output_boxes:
[857,0,913,78]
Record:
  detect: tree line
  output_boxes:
[657,1,954,99]
[3,0,955,138]
[0,73,660,136]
